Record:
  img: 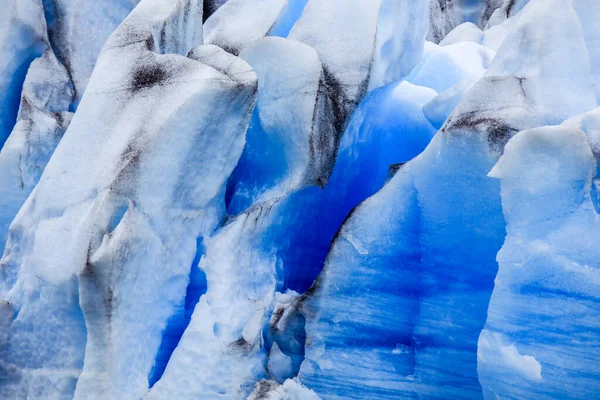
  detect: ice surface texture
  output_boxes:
[0,0,600,399]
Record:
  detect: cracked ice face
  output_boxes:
[1,0,600,399]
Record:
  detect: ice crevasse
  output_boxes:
[0,0,599,399]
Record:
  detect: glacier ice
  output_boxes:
[146,33,329,398]
[0,48,73,253]
[228,36,333,208]
[571,0,600,100]
[439,22,485,46]
[479,126,600,399]
[203,0,229,21]
[0,0,139,146]
[144,3,434,395]
[295,164,423,399]
[0,0,140,269]
[248,378,320,400]
[427,0,505,43]
[562,107,600,213]
[407,41,494,94]
[268,0,309,39]
[144,207,277,399]
[288,0,382,122]
[0,0,255,398]
[203,0,288,55]
[368,0,429,91]
[0,0,48,148]
[1,0,600,399]
[40,0,141,107]
[281,0,600,398]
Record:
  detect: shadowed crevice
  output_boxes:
[148,237,207,388]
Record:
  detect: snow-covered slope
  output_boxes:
[0,0,599,399]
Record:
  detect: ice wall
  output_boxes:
[0,0,599,399]
[428,0,503,43]
[478,126,600,399]
[0,0,48,148]
[0,0,140,263]
[293,0,600,398]
[0,0,257,398]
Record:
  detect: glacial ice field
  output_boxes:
[0,0,599,398]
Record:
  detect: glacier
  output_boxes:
[0,0,600,399]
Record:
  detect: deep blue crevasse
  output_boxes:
[224,79,437,386]
[148,237,207,388]
[264,83,436,293]
[0,28,45,150]
[227,82,436,293]
[225,108,288,213]
[268,0,310,38]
